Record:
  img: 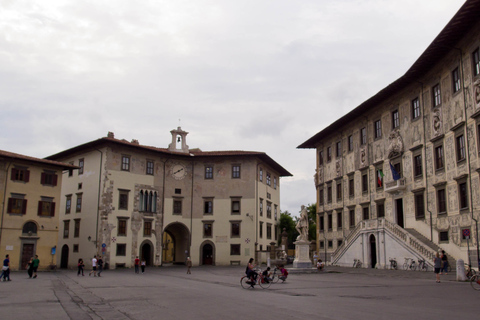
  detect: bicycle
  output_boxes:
[240,268,272,289]
[353,259,362,268]
[417,259,428,272]
[388,257,397,270]
[403,258,416,271]
[465,263,476,278]
[469,274,480,291]
[270,266,282,283]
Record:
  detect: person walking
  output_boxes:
[97,256,103,277]
[434,252,442,283]
[32,255,40,279]
[27,257,34,278]
[89,255,97,277]
[440,250,449,275]
[1,254,10,281]
[77,259,85,276]
[141,260,146,274]
[186,257,192,274]
[134,256,140,274]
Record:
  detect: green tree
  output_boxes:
[278,210,298,249]
[306,203,317,241]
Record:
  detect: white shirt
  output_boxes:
[92,258,97,267]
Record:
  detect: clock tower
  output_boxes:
[168,127,189,153]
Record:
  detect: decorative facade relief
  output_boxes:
[315,167,324,185]
[359,145,368,168]
[474,79,480,110]
[387,129,404,159]
[432,108,443,137]
[335,159,342,177]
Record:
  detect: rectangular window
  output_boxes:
[10,167,30,182]
[7,197,27,214]
[374,120,382,139]
[259,168,263,181]
[76,194,82,212]
[230,244,240,255]
[78,159,84,175]
[435,145,444,170]
[319,241,324,249]
[116,244,126,256]
[349,177,354,197]
[377,203,385,218]
[473,48,480,77]
[327,146,332,162]
[456,134,466,162]
[393,162,402,179]
[336,182,342,200]
[327,213,332,230]
[433,84,441,107]
[118,219,127,236]
[146,161,154,175]
[349,209,355,228]
[362,173,368,193]
[173,200,182,215]
[266,201,272,219]
[415,193,425,219]
[412,98,420,120]
[231,222,240,237]
[118,190,129,210]
[203,222,213,237]
[267,224,272,239]
[319,151,324,165]
[266,172,271,186]
[121,156,130,171]
[259,199,263,216]
[65,195,71,214]
[232,165,240,178]
[144,221,152,236]
[439,231,449,242]
[392,110,399,129]
[319,189,324,205]
[319,215,324,231]
[452,67,461,93]
[41,172,58,186]
[337,211,342,230]
[459,182,468,210]
[259,222,263,238]
[63,220,69,238]
[327,185,332,203]
[73,244,79,252]
[231,199,241,214]
[274,177,277,189]
[362,207,369,220]
[38,199,55,217]
[336,141,342,158]
[328,240,333,248]
[414,154,422,177]
[274,205,278,220]
[205,166,213,179]
[348,135,353,152]
[204,199,213,215]
[74,219,80,238]
[360,127,367,145]
[437,188,447,214]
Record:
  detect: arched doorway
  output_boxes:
[61,244,69,269]
[369,234,377,269]
[140,240,153,266]
[163,222,190,265]
[200,241,215,265]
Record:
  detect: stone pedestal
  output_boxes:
[292,240,312,269]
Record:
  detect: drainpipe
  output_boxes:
[0,162,12,245]
[189,157,194,257]
[94,149,103,254]
[160,158,168,266]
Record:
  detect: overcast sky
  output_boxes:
[0,0,467,216]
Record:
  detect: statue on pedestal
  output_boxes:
[295,205,309,242]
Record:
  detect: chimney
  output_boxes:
[107,132,115,138]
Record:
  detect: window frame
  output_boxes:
[205,166,213,179]
[456,133,466,162]
[143,220,152,236]
[74,219,80,238]
[432,84,441,107]
[173,199,183,215]
[374,119,382,139]
[348,135,353,152]
[230,221,241,238]
[452,67,461,94]
[414,192,425,219]
[411,97,420,120]
[232,165,241,179]
[392,109,400,129]
[121,155,131,171]
[473,47,480,77]
[360,127,367,145]
[146,160,154,175]
[231,198,241,215]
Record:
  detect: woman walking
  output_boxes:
[434,252,442,283]
[78,258,85,276]
[27,258,34,278]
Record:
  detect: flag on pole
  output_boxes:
[389,162,401,181]
[377,169,384,187]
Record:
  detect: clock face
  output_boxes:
[171,164,187,180]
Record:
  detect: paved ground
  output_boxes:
[0,265,478,320]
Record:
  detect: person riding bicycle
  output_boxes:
[245,258,258,283]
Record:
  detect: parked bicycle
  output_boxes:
[403,258,416,271]
[470,273,480,291]
[389,257,397,270]
[417,258,428,272]
[240,268,272,289]
[465,263,476,279]
[353,259,362,268]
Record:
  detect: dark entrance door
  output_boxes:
[61,244,69,269]
[141,243,152,266]
[369,235,377,269]
[202,244,213,265]
[396,198,404,228]
[21,244,34,270]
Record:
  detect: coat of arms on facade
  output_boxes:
[359,145,367,168]
[387,129,404,159]
[474,79,480,110]
[432,108,443,137]
[335,159,342,177]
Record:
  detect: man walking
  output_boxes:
[32,255,40,278]
[89,255,97,277]
[134,256,140,274]
[97,256,103,277]
[1,254,10,281]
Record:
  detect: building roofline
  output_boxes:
[298,0,480,149]
[0,149,78,170]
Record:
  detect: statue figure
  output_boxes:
[295,205,309,242]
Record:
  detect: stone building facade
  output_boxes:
[0,150,76,270]
[47,128,291,269]
[299,0,480,268]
